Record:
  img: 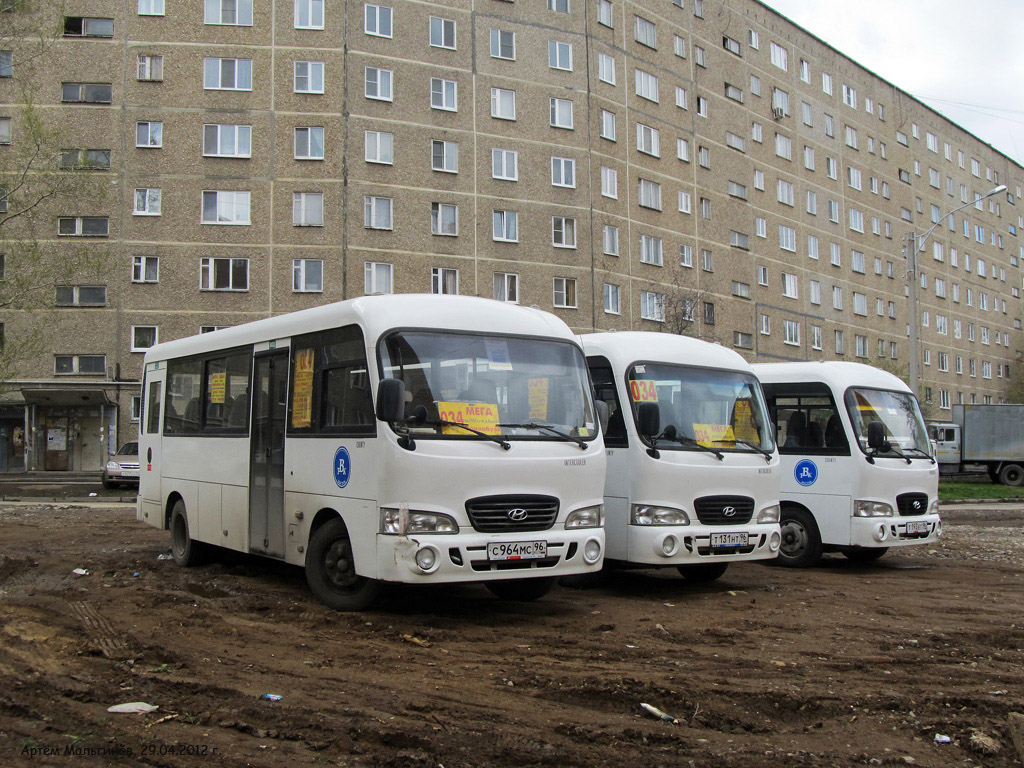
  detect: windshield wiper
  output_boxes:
[723,437,773,463]
[403,407,511,450]
[656,425,724,460]
[901,447,935,464]
[498,422,588,450]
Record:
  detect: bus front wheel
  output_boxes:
[305,518,383,611]
[486,576,556,601]
[677,562,729,583]
[777,507,822,568]
[169,500,207,567]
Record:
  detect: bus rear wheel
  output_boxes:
[778,507,822,568]
[677,562,729,583]
[305,518,383,611]
[841,546,888,563]
[169,500,207,567]
[486,576,556,601]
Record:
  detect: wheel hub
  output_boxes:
[324,539,360,589]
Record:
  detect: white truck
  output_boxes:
[579,332,782,583]
[930,404,1024,485]
[754,361,941,566]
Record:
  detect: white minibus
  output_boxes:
[137,295,606,609]
[754,361,941,566]
[579,333,781,583]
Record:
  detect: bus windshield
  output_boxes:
[844,388,930,456]
[379,331,597,442]
[627,363,775,453]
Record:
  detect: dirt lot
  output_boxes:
[1,502,1022,768]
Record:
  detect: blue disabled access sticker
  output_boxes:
[794,459,818,487]
[334,446,351,489]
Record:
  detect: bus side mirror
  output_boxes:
[375,378,406,423]
[867,420,888,450]
[595,400,609,436]
[637,402,660,438]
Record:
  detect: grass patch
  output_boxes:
[939,478,1024,501]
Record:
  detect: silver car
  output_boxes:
[103,441,140,489]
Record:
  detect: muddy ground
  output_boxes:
[1,502,1022,768]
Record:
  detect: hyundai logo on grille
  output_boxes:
[722,506,737,517]
[508,508,528,521]
[913,500,922,510]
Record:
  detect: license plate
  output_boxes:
[122,470,139,477]
[906,521,929,534]
[487,541,547,561]
[710,532,748,548]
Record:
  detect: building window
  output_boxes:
[703,302,715,325]
[131,326,158,352]
[550,98,574,129]
[491,88,516,120]
[429,16,456,49]
[364,261,393,294]
[430,78,457,111]
[430,203,458,236]
[553,277,577,308]
[853,292,867,316]
[203,58,252,90]
[133,188,161,216]
[490,29,515,59]
[603,283,621,315]
[636,123,660,156]
[640,290,665,322]
[59,149,111,170]
[549,40,572,70]
[203,124,252,157]
[597,0,613,26]
[293,192,324,226]
[136,55,163,81]
[61,82,112,104]
[551,157,576,188]
[770,41,788,70]
[635,69,659,102]
[200,257,249,291]
[597,53,615,84]
[204,0,252,24]
[494,272,518,302]
[603,225,619,255]
[365,130,393,164]
[56,285,106,307]
[135,121,162,148]
[294,61,325,93]
[681,245,693,267]
[58,216,108,236]
[492,149,517,180]
[639,234,663,265]
[364,196,393,230]
[364,4,392,37]
[431,267,458,295]
[294,0,324,28]
[138,0,165,15]
[63,16,114,37]
[782,272,798,298]
[600,110,616,141]
[552,217,576,248]
[55,354,106,375]
[364,67,393,100]
[201,191,250,224]
[634,15,656,47]
[431,140,458,173]
[638,178,661,209]
[0,117,11,145]
[292,259,323,292]
[132,255,159,283]
[601,167,617,199]
[493,210,518,242]
[783,320,800,346]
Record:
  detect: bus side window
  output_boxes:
[165,358,201,434]
[289,324,375,436]
[146,380,162,434]
[587,356,627,448]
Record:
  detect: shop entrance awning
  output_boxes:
[20,388,114,406]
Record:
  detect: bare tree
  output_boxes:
[661,272,715,341]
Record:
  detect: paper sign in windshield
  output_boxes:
[528,378,549,420]
[630,379,658,402]
[291,348,315,428]
[693,423,736,447]
[438,401,501,435]
[732,399,760,444]
[484,340,513,371]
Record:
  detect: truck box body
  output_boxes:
[952,404,1024,462]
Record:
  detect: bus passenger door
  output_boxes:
[249,351,288,557]
[139,364,166,526]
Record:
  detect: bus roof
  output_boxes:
[752,361,913,395]
[581,332,756,374]
[143,295,578,364]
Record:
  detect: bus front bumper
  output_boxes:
[625,523,782,566]
[375,529,605,583]
[849,514,942,547]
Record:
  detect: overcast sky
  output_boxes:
[763,0,1024,166]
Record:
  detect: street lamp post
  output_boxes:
[906,183,1007,396]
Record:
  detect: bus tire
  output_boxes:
[841,546,888,563]
[170,500,207,567]
[677,562,729,583]
[305,518,383,611]
[1000,464,1024,487]
[778,507,822,568]
[486,576,556,601]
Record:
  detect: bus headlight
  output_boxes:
[631,504,690,525]
[854,500,894,517]
[928,498,940,515]
[380,508,460,535]
[566,505,603,529]
[757,504,781,524]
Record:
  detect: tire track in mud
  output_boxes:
[69,601,131,660]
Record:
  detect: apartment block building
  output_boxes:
[0,0,1021,471]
